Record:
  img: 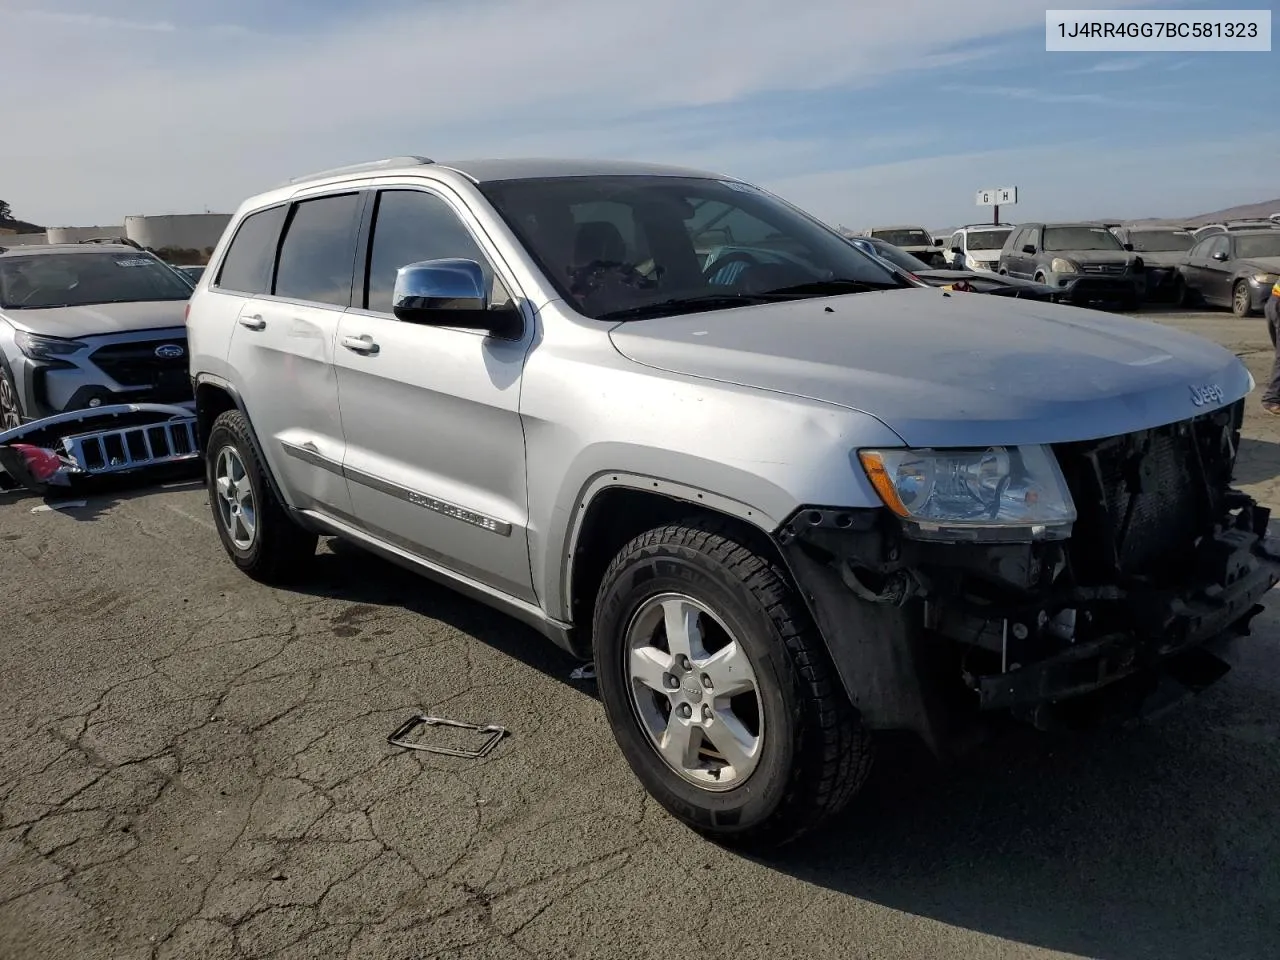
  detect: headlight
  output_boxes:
[1252,272,1278,285]
[1049,258,1077,274]
[857,445,1076,541]
[14,331,88,360]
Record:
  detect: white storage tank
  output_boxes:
[124,213,232,252]
[47,225,126,244]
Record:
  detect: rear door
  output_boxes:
[225,191,363,515]
[333,185,536,602]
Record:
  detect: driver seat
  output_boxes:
[573,221,628,267]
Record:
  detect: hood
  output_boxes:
[1049,250,1133,266]
[1241,256,1280,273]
[608,288,1251,448]
[0,300,188,337]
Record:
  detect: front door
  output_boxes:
[1202,236,1235,305]
[333,186,535,602]
[224,192,362,515]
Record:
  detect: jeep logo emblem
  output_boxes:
[155,344,185,360]
[1188,383,1224,407]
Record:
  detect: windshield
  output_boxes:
[0,251,193,309]
[478,175,907,320]
[857,238,930,273]
[1237,235,1280,260]
[966,229,1011,251]
[869,228,932,247]
[1042,227,1124,252]
[1125,230,1194,252]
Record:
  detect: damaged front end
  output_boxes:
[775,399,1280,754]
[0,403,199,495]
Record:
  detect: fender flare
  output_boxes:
[558,470,780,621]
[194,374,291,512]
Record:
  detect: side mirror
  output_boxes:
[1122,242,1134,251]
[1021,244,1036,255]
[950,245,963,255]
[1211,251,1229,262]
[392,259,520,338]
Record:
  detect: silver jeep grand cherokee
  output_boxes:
[186,156,1279,847]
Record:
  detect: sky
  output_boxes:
[1,0,1276,231]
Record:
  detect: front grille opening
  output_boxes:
[146,426,172,458]
[125,429,150,462]
[170,426,194,456]
[1054,401,1242,586]
[102,433,127,466]
[81,438,106,471]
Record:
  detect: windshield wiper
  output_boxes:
[597,293,784,322]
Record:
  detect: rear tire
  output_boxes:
[205,409,317,584]
[592,517,873,849]
[1233,280,1256,318]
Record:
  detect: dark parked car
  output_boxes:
[1108,226,1194,302]
[1176,230,1280,317]
[847,236,1064,301]
[997,222,1145,309]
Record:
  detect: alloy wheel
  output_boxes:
[623,592,765,791]
[213,445,257,550]
[0,375,20,431]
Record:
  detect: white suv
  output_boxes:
[945,224,1014,273]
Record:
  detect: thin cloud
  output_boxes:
[15,10,178,33]
[1072,56,1152,73]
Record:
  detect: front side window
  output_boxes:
[364,189,510,315]
[1042,227,1123,252]
[216,205,288,295]
[478,175,906,321]
[274,193,360,307]
[0,251,193,309]
[1207,236,1230,259]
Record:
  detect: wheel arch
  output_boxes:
[563,476,792,658]
[194,375,291,511]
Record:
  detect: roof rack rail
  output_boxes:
[77,236,144,250]
[960,222,1014,229]
[285,155,435,185]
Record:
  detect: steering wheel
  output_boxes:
[703,251,761,286]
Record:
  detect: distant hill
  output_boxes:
[1133,198,1280,228]
[0,217,45,234]
[932,198,1280,236]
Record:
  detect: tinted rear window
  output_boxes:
[216,205,287,295]
[274,193,360,307]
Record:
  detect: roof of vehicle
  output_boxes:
[1117,224,1192,232]
[284,156,733,189]
[0,242,146,258]
[1225,229,1280,239]
[864,224,931,231]
[436,157,730,183]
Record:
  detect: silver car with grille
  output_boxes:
[186,156,1280,848]
[0,241,195,431]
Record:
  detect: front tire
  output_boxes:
[1233,280,1256,318]
[593,519,872,848]
[0,364,23,432]
[205,409,317,584]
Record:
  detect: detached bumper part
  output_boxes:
[0,402,199,494]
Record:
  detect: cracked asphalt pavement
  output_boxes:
[3,308,1280,960]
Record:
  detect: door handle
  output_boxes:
[239,314,266,331]
[341,334,379,355]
